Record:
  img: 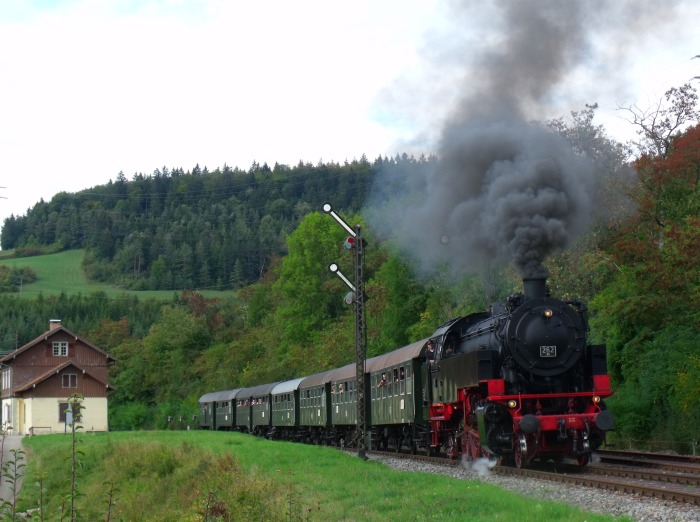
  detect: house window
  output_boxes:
[53,342,69,357]
[1,369,10,390]
[62,374,77,388]
[58,402,82,423]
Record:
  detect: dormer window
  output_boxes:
[53,342,68,357]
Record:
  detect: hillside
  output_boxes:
[0,249,235,300]
[0,157,429,291]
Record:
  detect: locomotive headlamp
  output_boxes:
[543,308,553,319]
[507,400,518,409]
[592,396,601,404]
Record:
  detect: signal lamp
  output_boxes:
[592,396,601,404]
[543,308,553,319]
[344,236,356,250]
[507,400,518,409]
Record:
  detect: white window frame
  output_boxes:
[53,341,68,357]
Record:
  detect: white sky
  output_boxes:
[0,0,698,227]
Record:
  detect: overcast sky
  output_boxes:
[1,0,698,227]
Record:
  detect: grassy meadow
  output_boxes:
[0,249,233,299]
[13,431,625,522]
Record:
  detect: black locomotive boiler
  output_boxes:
[430,276,614,466]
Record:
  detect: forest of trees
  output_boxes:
[0,85,697,451]
[1,155,426,290]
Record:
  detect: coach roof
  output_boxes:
[366,338,429,373]
[237,382,280,399]
[272,378,305,395]
[198,389,241,403]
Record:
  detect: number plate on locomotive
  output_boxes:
[540,346,557,357]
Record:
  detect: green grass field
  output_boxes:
[0,249,234,299]
[16,431,622,522]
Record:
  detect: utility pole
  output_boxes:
[323,203,367,459]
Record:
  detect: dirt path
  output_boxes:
[0,435,25,503]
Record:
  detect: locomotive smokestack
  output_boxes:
[523,278,547,301]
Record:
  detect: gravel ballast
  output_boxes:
[368,454,700,522]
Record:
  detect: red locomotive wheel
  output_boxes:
[514,445,523,468]
[465,431,480,462]
[513,438,525,469]
[446,434,458,459]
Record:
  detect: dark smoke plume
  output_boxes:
[366,0,677,279]
[367,119,597,279]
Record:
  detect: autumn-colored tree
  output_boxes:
[591,123,700,446]
[621,83,699,158]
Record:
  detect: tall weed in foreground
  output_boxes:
[65,394,85,522]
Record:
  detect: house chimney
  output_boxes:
[49,319,62,331]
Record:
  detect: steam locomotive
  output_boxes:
[199,276,614,467]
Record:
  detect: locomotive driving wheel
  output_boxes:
[465,430,480,462]
[513,434,527,469]
[446,433,457,459]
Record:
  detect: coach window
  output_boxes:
[400,367,406,394]
[406,365,413,394]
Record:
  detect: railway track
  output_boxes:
[369,448,700,506]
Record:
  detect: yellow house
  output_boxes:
[1,320,115,435]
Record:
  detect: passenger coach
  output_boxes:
[270,378,304,440]
[198,389,239,431]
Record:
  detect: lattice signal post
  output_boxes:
[323,203,367,459]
